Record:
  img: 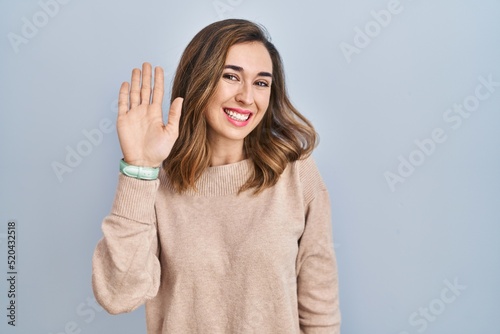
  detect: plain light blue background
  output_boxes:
[1,0,499,333]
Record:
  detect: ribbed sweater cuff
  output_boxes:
[111,173,160,223]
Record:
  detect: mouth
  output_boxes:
[223,108,252,122]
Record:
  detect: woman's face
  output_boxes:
[205,41,273,150]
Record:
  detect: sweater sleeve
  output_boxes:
[296,158,341,334]
[92,174,162,315]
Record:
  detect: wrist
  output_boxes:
[123,158,160,168]
[119,159,160,180]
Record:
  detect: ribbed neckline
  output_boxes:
[164,159,254,197]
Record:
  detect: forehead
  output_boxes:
[225,42,273,73]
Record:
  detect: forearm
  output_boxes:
[297,189,341,333]
[92,174,161,314]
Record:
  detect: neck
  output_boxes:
[208,138,246,167]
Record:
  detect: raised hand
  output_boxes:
[117,62,183,167]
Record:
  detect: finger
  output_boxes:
[151,66,164,106]
[166,97,184,135]
[141,62,152,104]
[130,68,141,108]
[118,82,129,116]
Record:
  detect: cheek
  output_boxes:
[254,104,270,125]
[208,83,227,106]
[257,91,271,111]
[213,83,236,103]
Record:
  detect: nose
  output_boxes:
[235,82,254,105]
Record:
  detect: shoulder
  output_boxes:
[287,154,328,203]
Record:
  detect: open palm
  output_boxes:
[117,62,183,167]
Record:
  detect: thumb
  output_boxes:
[166,97,184,133]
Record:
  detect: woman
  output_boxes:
[92,19,341,333]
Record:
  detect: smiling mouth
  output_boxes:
[224,108,251,122]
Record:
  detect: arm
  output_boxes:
[92,63,182,314]
[92,175,161,314]
[296,160,341,333]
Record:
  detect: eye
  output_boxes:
[223,73,239,81]
[255,80,270,88]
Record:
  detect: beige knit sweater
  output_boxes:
[92,155,340,333]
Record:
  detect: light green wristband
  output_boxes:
[119,159,160,180]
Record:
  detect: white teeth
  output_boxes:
[224,109,250,121]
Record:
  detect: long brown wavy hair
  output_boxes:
[164,19,317,194]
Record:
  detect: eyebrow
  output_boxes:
[224,64,272,78]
